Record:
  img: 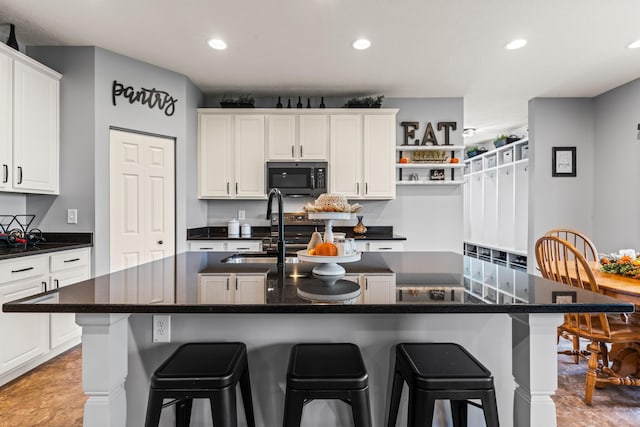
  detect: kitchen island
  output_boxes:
[3,251,632,427]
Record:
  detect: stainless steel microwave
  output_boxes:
[266,162,327,197]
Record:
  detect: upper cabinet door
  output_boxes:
[234,115,265,198]
[12,61,59,194]
[267,115,296,160]
[266,114,327,161]
[363,114,395,199]
[298,115,327,160]
[330,115,362,198]
[198,114,233,198]
[0,53,11,190]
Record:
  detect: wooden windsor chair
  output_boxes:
[535,235,640,404]
[544,229,600,363]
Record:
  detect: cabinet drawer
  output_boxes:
[190,241,226,251]
[50,249,90,273]
[0,255,47,283]
[367,241,404,252]
[226,241,261,252]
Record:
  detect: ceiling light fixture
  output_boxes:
[208,39,227,50]
[505,39,527,50]
[352,39,371,50]
[463,128,477,137]
[627,39,640,49]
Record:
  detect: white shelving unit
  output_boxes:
[463,255,529,304]
[395,145,465,186]
[463,138,529,267]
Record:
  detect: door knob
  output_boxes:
[158,240,163,245]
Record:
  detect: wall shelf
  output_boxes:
[397,145,465,186]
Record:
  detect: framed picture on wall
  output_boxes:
[552,146,576,177]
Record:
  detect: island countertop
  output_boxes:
[3,251,632,314]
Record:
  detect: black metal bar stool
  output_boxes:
[387,342,499,427]
[283,343,372,427]
[145,342,256,427]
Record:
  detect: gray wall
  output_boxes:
[207,97,464,252]
[527,98,596,264]
[27,46,205,275]
[593,78,640,253]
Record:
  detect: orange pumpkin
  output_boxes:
[450,157,459,163]
[314,242,338,256]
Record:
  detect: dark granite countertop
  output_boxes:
[0,233,93,261]
[3,251,632,315]
[187,226,406,241]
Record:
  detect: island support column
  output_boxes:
[511,313,563,427]
[76,314,131,427]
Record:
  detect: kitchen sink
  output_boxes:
[221,253,300,264]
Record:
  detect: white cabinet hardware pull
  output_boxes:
[64,258,80,263]
[54,279,59,289]
[158,241,163,245]
[226,277,229,291]
[291,145,294,158]
[300,145,303,158]
[17,166,23,184]
[12,267,34,273]
[2,164,7,183]
[227,182,230,194]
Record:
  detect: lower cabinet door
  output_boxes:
[235,275,265,304]
[0,277,48,374]
[362,275,396,304]
[50,268,89,349]
[197,275,233,304]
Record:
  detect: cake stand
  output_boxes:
[296,274,361,303]
[296,250,361,276]
[307,211,354,243]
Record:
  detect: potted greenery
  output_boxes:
[344,95,384,108]
[219,94,255,108]
[493,134,508,148]
[466,146,479,158]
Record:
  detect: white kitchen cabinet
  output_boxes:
[197,273,266,304]
[198,113,265,199]
[189,240,262,252]
[0,248,91,385]
[0,254,49,377]
[49,248,91,349]
[329,112,397,199]
[266,114,328,161]
[330,114,362,198]
[235,115,266,198]
[0,52,11,191]
[0,43,60,195]
[350,274,396,304]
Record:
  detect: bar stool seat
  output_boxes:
[145,342,255,427]
[284,343,372,427]
[388,342,499,427]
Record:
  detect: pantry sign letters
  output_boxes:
[400,121,457,146]
[112,80,178,117]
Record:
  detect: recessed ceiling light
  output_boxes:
[208,39,227,50]
[505,39,527,50]
[627,39,640,49]
[352,39,371,50]
[463,128,477,137]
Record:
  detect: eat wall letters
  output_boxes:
[400,121,457,146]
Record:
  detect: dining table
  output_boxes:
[588,262,640,377]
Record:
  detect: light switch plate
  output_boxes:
[67,209,78,224]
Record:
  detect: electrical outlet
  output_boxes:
[238,210,245,220]
[152,315,171,343]
[67,209,78,224]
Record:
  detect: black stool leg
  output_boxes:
[387,370,404,427]
[350,388,372,427]
[450,400,468,427]
[145,390,164,427]
[239,365,256,427]
[283,388,305,427]
[175,398,193,427]
[480,390,500,427]
[408,388,434,427]
[210,386,237,427]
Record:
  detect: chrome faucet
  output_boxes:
[266,188,285,266]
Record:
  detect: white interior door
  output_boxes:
[109,129,175,273]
